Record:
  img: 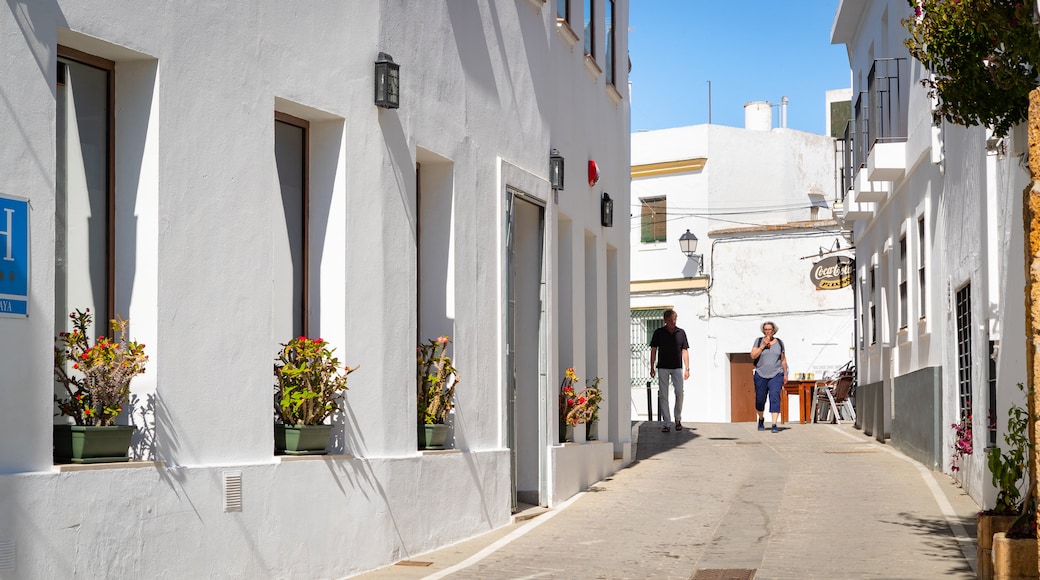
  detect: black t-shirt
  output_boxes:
[650,326,690,369]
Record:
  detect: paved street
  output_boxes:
[355,421,980,580]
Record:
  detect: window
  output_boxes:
[605,0,616,86]
[988,340,997,447]
[918,216,927,320]
[557,0,568,21]
[869,267,877,345]
[630,308,665,388]
[956,283,972,419]
[274,113,309,337]
[584,0,595,57]
[56,48,114,332]
[639,197,666,243]
[898,234,907,329]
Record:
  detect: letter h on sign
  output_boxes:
[0,194,29,317]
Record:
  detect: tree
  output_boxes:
[902,0,1040,137]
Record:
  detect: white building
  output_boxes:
[629,109,855,425]
[831,0,1029,507]
[0,1,631,577]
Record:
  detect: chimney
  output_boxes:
[780,96,789,128]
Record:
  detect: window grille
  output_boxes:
[956,283,972,419]
[630,309,665,388]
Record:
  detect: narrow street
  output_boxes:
[359,421,980,579]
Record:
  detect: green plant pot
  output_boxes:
[419,423,448,450]
[586,421,599,441]
[53,424,136,464]
[559,424,574,443]
[275,424,332,455]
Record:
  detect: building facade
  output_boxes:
[630,116,854,425]
[831,0,1030,507]
[0,1,631,577]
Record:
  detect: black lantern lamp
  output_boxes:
[374,52,400,109]
[549,149,565,190]
[679,229,703,275]
[601,192,614,227]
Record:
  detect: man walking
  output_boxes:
[649,309,690,432]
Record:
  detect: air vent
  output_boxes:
[0,539,15,571]
[223,471,242,513]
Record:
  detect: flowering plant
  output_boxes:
[418,336,459,425]
[987,383,1032,515]
[54,309,148,427]
[583,377,603,424]
[950,413,973,472]
[559,368,586,427]
[274,337,357,426]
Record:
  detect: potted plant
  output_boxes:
[53,308,148,463]
[558,367,584,443]
[949,413,972,472]
[583,377,603,441]
[274,336,357,455]
[984,384,1037,580]
[417,336,459,450]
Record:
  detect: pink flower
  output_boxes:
[437,336,450,344]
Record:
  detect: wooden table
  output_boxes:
[780,380,816,424]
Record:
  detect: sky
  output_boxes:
[628,1,853,136]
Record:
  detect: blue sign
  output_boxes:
[0,194,29,317]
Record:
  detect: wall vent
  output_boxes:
[0,539,15,571]
[223,471,243,513]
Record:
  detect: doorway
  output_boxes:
[506,190,546,510]
[729,353,757,422]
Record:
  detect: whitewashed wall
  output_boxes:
[832,0,1030,506]
[0,1,631,577]
[630,124,853,423]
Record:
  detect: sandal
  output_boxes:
[675,423,683,431]
[661,426,670,433]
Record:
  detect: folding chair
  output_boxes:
[816,373,855,424]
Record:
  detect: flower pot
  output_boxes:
[586,421,599,441]
[979,514,1020,580]
[559,424,574,444]
[992,532,1039,580]
[275,424,331,455]
[419,423,448,450]
[53,424,135,464]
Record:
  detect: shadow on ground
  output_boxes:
[632,420,700,462]
[879,511,976,577]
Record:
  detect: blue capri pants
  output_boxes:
[754,372,784,413]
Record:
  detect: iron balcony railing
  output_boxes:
[867,57,908,145]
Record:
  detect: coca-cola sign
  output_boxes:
[810,256,854,290]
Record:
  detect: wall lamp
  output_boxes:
[549,149,565,190]
[679,229,703,275]
[601,192,613,227]
[374,52,400,109]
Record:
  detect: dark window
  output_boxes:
[869,267,877,345]
[56,48,114,332]
[956,283,972,419]
[605,0,616,86]
[557,0,568,21]
[274,113,310,337]
[584,0,595,57]
[899,235,907,329]
[918,216,927,319]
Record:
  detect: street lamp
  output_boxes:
[679,229,703,275]
[549,149,565,190]
[374,52,400,109]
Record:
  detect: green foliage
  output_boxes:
[902,0,1040,137]
[417,336,459,425]
[54,309,148,427]
[987,383,1033,515]
[274,337,357,426]
[583,377,604,424]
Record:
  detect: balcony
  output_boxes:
[854,167,889,203]
[865,58,907,182]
